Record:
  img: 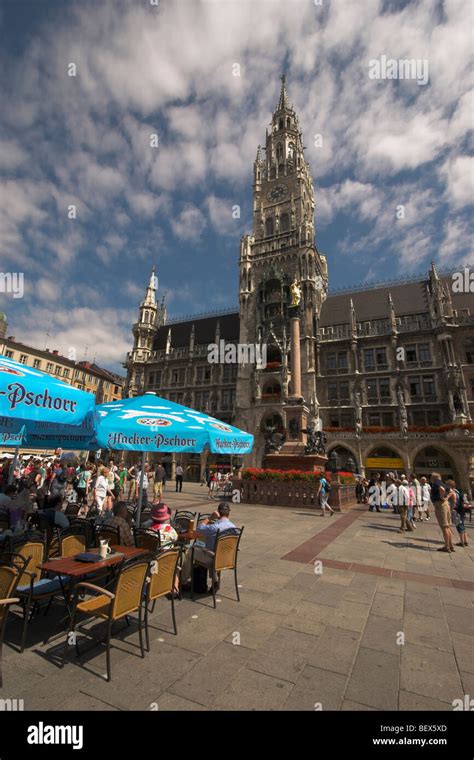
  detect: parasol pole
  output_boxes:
[136,450,146,527]
[8,446,20,485]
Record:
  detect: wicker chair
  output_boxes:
[172,511,196,533]
[134,528,161,553]
[0,555,28,687]
[61,558,150,682]
[58,527,87,558]
[68,517,95,548]
[95,524,120,547]
[144,548,180,645]
[191,527,244,609]
[5,537,68,652]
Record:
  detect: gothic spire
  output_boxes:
[277,74,290,111]
[142,266,157,307]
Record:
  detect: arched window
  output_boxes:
[143,310,149,323]
[281,213,289,232]
[278,163,284,175]
[286,117,291,128]
[279,119,283,130]
[276,143,283,160]
[265,218,274,237]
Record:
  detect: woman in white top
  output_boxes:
[419,477,432,521]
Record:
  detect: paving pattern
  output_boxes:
[1,483,472,711]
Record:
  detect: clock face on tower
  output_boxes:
[266,184,287,202]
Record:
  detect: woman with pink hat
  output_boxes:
[150,502,178,547]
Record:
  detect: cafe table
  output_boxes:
[40,545,148,631]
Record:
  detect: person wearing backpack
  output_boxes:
[317,474,334,517]
[446,479,468,547]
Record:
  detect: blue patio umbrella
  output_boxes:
[94,392,254,523]
[0,354,96,425]
[0,416,97,451]
[0,354,97,476]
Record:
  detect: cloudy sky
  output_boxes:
[0,0,472,372]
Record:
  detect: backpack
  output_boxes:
[192,565,208,594]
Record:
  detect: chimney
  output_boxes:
[52,350,59,355]
[7,336,15,341]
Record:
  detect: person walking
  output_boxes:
[397,479,411,532]
[153,462,165,501]
[419,476,431,521]
[317,474,334,517]
[175,463,184,492]
[446,479,468,548]
[368,473,381,513]
[430,472,455,553]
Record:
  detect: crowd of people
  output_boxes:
[356,470,470,553]
[0,453,238,594]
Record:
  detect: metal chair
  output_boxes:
[144,547,180,644]
[58,526,88,558]
[61,558,150,682]
[172,511,196,533]
[95,525,120,547]
[191,527,244,609]
[133,528,161,553]
[0,555,28,687]
[3,537,67,652]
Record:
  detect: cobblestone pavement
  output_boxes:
[1,483,472,711]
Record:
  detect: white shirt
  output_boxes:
[176,466,183,476]
[136,471,149,489]
[422,483,431,503]
[95,475,108,497]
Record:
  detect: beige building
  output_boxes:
[124,78,474,494]
[0,329,125,404]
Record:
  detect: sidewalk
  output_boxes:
[1,482,472,711]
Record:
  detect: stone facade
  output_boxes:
[124,78,474,494]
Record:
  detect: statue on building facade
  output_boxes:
[264,423,285,453]
[303,417,327,455]
[290,277,302,306]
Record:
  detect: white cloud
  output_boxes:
[440,156,474,209]
[171,205,206,241]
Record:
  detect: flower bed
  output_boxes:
[241,467,327,483]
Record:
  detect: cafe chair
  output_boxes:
[61,558,150,682]
[191,527,244,609]
[95,525,120,547]
[64,503,81,517]
[58,526,88,558]
[144,547,180,645]
[0,555,28,687]
[0,508,9,532]
[3,537,68,652]
[68,517,95,548]
[172,511,196,533]
[196,513,216,525]
[134,528,161,553]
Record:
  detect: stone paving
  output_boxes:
[1,483,472,711]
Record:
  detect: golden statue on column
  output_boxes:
[290,277,302,306]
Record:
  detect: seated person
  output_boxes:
[43,494,70,529]
[149,502,177,546]
[181,502,236,590]
[103,501,135,547]
[0,484,21,528]
[0,483,16,508]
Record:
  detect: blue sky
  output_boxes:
[0,0,472,372]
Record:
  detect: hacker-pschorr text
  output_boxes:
[27,722,84,750]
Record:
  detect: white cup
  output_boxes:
[99,540,111,559]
